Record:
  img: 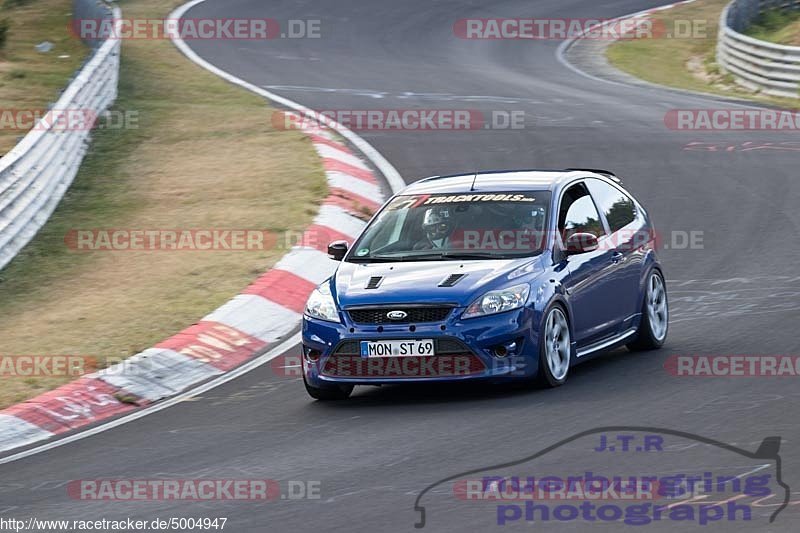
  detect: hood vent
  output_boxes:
[365,276,384,289]
[438,273,466,287]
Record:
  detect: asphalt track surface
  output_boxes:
[2,0,800,531]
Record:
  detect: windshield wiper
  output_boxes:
[366,253,442,262]
[439,252,506,260]
[347,256,404,263]
[355,251,537,263]
[362,252,510,262]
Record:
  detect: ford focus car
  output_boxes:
[302,169,668,400]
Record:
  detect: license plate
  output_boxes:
[360,339,435,358]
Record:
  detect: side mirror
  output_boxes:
[327,240,349,261]
[564,233,599,255]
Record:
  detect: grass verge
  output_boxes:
[606,0,800,108]
[0,0,327,407]
[0,0,90,153]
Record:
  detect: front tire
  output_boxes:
[303,374,354,401]
[627,269,669,351]
[537,305,572,387]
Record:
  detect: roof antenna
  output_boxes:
[470,171,478,191]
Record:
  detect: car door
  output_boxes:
[585,178,644,332]
[557,182,620,348]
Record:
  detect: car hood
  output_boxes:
[333,256,543,308]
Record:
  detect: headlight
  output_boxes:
[462,283,530,319]
[305,282,341,323]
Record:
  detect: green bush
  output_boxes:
[0,18,9,50]
[749,8,800,34]
[2,0,34,8]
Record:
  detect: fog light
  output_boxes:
[492,341,517,358]
[304,346,321,362]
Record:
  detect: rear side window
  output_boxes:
[586,179,637,233]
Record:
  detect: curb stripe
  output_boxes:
[0,415,55,453]
[326,188,380,210]
[303,224,359,253]
[328,172,383,201]
[3,378,137,435]
[272,247,337,285]
[96,348,222,402]
[156,321,267,372]
[243,269,318,314]
[314,144,371,171]
[203,295,302,343]
[313,204,368,239]
[323,193,379,217]
[323,159,377,183]
[309,134,354,152]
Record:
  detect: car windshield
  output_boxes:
[347,191,551,262]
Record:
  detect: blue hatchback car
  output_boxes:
[302,169,668,400]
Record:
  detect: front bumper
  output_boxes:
[302,305,541,387]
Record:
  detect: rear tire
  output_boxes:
[303,374,354,401]
[627,269,669,351]
[537,305,572,388]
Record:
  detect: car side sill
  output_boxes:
[576,327,638,358]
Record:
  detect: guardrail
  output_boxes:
[0,1,121,271]
[717,0,800,98]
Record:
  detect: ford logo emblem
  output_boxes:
[387,310,408,321]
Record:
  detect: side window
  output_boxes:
[359,208,410,252]
[558,184,606,242]
[586,179,637,233]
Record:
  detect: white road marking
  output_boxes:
[264,85,545,104]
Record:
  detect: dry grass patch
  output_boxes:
[0,0,327,407]
[0,0,89,153]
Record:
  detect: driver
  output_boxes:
[417,207,453,249]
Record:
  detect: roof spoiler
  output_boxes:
[565,168,622,184]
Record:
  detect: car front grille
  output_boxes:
[347,306,453,324]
